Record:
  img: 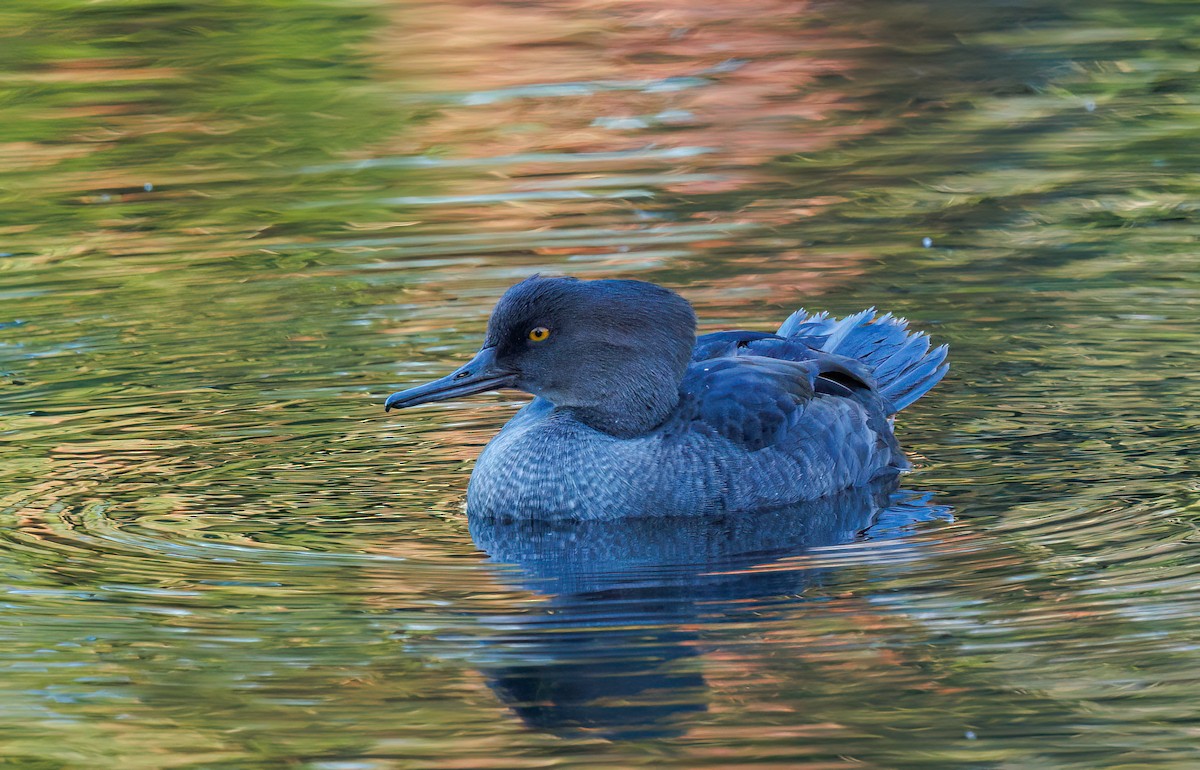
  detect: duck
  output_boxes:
[384,275,947,519]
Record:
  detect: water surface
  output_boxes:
[1,0,1198,767]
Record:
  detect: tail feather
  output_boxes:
[778,308,948,413]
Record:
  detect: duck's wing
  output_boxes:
[692,331,877,400]
[670,355,906,506]
[696,304,950,416]
[673,355,887,452]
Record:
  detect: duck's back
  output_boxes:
[468,308,947,519]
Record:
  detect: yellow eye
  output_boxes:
[528,326,551,342]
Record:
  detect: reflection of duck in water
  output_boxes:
[468,482,951,739]
[386,276,947,519]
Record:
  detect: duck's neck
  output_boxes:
[564,400,674,439]
[561,375,682,438]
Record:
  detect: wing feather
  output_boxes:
[676,356,820,450]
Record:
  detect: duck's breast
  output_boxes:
[467,389,898,520]
[467,400,724,519]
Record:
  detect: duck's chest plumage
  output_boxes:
[466,392,896,520]
[468,400,713,519]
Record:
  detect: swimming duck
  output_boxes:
[385,276,947,519]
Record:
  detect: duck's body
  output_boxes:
[386,277,947,520]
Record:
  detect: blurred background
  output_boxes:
[1,0,1198,767]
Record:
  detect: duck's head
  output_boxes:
[384,276,697,436]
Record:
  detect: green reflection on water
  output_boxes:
[1,0,1198,767]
